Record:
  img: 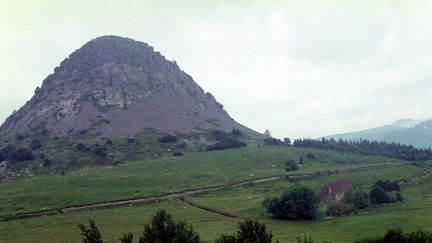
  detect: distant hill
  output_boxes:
[325,118,432,149]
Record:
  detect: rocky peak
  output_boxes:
[0,36,252,138]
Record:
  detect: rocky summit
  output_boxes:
[0,36,254,138]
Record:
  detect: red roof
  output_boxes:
[319,179,352,198]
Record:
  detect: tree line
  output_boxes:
[292,138,432,161]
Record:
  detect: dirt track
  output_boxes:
[0,162,398,221]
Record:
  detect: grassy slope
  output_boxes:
[0,164,430,242]
[0,147,396,216]
[0,146,430,242]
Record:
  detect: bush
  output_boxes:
[263,137,285,146]
[286,160,298,171]
[75,142,86,150]
[93,146,107,157]
[231,128,242,136]
[263,185,319,220]
[43,158,51,167]
[370,187,391,204]
[9,148,35,162]
[158,135,178,143]
[139,210,201,243]
[343,187,370,209]
[326,201,356,216]
[1,144,16,156]
[172,152,183,157]
[205,138,246,151]
[354,228,432,243]
[0,151,5,161]
[30,139,43,150]
[78,220,104,243]
[215,220,274,243]
[373,180,401,192]
[211,130,229,141]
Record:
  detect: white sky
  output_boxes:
[1,0,431,139]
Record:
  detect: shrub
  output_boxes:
[43,158,51,167]
[1,144,16,156]
[172,152,183,157]
[286,160,298,171]
[326,201,356,216]
[215,220,274,243]
[373,180,401,192]
[354,228,432,243]
[127,137,135,143]
[305,153,316,159]
[9,148,35,162]
[0,151,5,161]
[30,139,43,150]
[78,220,104,243]
[370,187,391,204]
[205,138,246,151]
[75,142,86,150]
[263,185,319,220]
[263,137,285,146]
[119,233,133,243]
[139,210,201,243]
[211,130,229,141]
[93,146,107,157]
[343,187,371,209]
[231,128,242,136]
[158,135,178,143]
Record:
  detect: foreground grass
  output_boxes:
[0,162,429,242]
[0,147,397,215]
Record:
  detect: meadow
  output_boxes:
[0,146,430,242]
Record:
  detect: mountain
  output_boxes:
[0,36,254,138]
[325,118,432,148]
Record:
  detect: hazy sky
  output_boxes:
[1,0,431,139]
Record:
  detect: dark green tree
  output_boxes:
[263,186,319,220]
[139,210,201,243]
[285,160,298,172]
[370,186,390,204]
[120,233,133,243]
[343,187,370,209]
[78,220,104,243]
[215,220,274,243]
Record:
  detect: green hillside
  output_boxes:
[0,146,431,242]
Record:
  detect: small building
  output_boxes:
[318,179,352,202]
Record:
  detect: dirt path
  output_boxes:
[0,162,399,221]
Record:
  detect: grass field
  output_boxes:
[0,146,430,242]
[0,147,398,216]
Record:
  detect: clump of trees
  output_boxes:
[285,160,299,171]
[216,220,275,243]
[78,210,277,243]
[206,138,246,151]
[327,180,402,217]
[326,186,370,217]
[370,180,402,204]
[263,185,319,220]
[158,135,178,143]
[354,228,432,243]
[0,145,35,163]
[206,130,246,151]
[293,138,432,161]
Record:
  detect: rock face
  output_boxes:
[0,36,255,138]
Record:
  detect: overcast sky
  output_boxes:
[1,0,431,139]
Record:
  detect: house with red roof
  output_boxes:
[318,179,352,202]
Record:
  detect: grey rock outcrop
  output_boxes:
[0,36,255,138]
